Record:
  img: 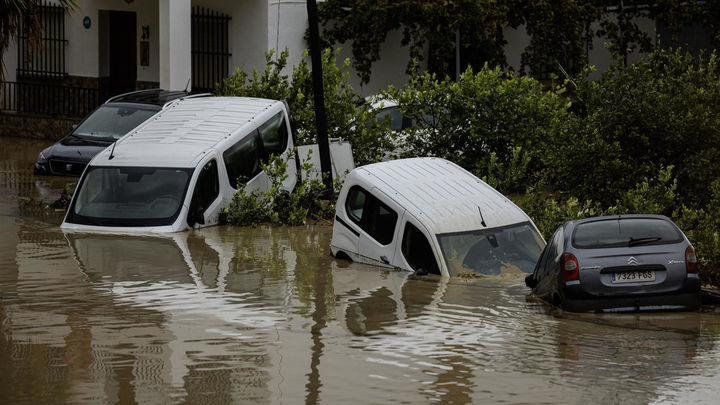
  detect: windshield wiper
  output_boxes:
[628,236,661,247]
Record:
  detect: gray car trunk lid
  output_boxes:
[575,245,688,296]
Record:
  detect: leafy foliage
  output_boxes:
[222,152,336,227]
[386,64,574,193]
[318,1,720,82]
[555,48,720,206]
[382,48,720,285]
[318,0,514,82]
[218,48,394,166]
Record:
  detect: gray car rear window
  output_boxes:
[572,218,683,249]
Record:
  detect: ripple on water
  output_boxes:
[2,142,720,405]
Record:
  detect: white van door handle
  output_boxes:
[380,256,389,264]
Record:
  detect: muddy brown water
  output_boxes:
[1,138,720,404]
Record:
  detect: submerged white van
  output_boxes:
[62,96,297,233]
[330,157,546,277]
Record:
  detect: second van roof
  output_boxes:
[89,97,284,168]
[351,157,530,234]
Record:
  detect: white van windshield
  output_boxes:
[68,166,193,227]
[438,223,545,276]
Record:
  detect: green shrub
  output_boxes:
[222,151,336,227]
[675,179,720,287]
[564,48,720,206]
[521,166,720,285]
[386,64,575,193]
[218,48,394,166]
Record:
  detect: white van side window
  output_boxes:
[401,222,440,275]
[345,186,398,245]
[223,133,261,188]
[258,112,288,160]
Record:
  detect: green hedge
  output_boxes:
[217,47,720,285]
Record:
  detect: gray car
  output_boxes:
[525,215,700,312]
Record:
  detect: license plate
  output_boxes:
[611,271,656,283]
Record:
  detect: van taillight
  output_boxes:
[562,253,579,281]
[686,246,698,273]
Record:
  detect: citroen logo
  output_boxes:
[627,256,639,266]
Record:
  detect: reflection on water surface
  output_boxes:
[1,137,720,404]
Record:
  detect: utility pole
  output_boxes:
[455,28,461,81]
[306,0,334,195]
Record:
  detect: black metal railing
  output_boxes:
[192,6,232,92]
[16,0,68,78]
[0,81,102,118]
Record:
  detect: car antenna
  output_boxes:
[108,140,117,160]
[477,206,487,227]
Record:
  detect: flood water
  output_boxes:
[2,137,720,404]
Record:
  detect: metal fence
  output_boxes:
[192,6,232,93]
[16,0,68,78]
[0,81,101,118]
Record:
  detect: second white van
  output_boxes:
[330,157,546,277]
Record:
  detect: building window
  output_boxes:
[17,1,67,78]
[191,6,232,92]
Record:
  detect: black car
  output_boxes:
[34,89,198,176]
[525,215,700,312]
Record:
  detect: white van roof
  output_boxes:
[350,157,530,234]
[89,97,282,168]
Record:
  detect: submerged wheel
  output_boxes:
[334,250,352,261]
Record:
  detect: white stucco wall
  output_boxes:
[67,0,159,82]
[588,16,656,80]
[2,41,18,83]
[1,1,664,96]
[503,25,531,74]
[268,0,306,76]
[196,0,268,79]
[268,2,413,97]
[159,0,191,90]
[334,29,415,97]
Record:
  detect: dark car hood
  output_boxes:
[47,135,114,162]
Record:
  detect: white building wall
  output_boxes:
[2,41,18,83]
[67,0,159,82]
[269,0,306,76]
[503,16,657,80]
[503,25,531,74]
[196,0,268,80]
[267,2,413,97]
[159,0,191,90]
[588,16,656,80]
[1,2,663,95]
[335,30,415,97]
